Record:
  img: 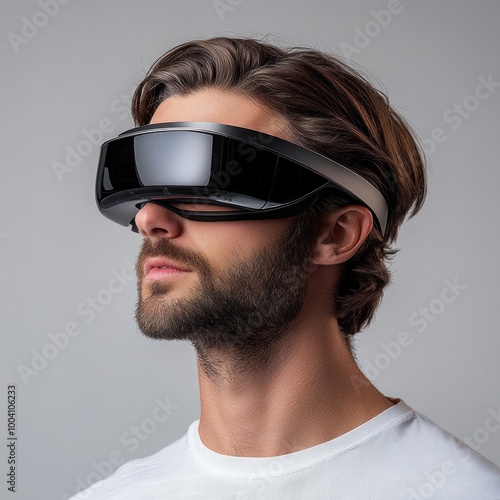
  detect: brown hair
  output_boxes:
[132,37,427,339]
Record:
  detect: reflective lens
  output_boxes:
[135,132,212,186]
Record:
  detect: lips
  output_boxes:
[144,257,190,280]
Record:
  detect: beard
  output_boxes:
[135,212,316,373]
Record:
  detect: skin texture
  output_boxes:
[134,89,394,457]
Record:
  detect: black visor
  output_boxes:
[96,122,388,234]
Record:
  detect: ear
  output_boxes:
[311,206,373,266]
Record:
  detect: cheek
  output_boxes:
[184,219,292,270]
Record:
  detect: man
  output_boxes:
[76,37,500,498]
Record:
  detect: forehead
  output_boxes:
[150,89,290,140]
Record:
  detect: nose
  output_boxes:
[134,202,183,239]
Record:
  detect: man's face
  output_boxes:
[134,90,317,362]
[135,213,315,354]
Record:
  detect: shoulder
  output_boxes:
[364,400,500,498]
[69,423,197,500]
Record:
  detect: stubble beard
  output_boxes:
[135,213,316,376]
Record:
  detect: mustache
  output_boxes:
[136,238,211,278]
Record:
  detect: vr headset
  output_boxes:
[96,122,388,235]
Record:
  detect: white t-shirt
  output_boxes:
[71,399,500,499]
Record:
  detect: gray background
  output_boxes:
[1,1,499,499]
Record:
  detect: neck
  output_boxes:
[196,312,393,457]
